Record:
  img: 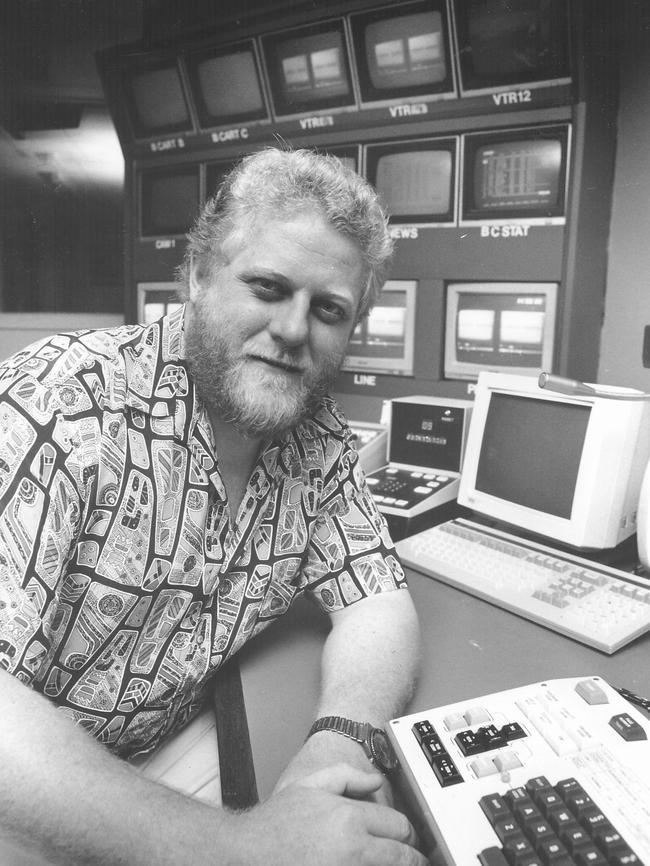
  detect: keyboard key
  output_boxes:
[479,848,510,866]
[480,793,513,824]
[573,845,608,865]
[608,712,648,741]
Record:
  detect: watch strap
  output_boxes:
[307,715,367,743]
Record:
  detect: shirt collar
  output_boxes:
[121,305,190,419]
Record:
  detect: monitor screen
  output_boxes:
[185,41,269,127]
[140,166,201,238]
[458,372,650,549]
[365,138,457,223]
[444,282,557,380]
[262,20,355,117]
[342,279,417,376]
[454,0,571,94]
[389,398,469,472]
[351,0,454,104]
[461,124,569,223]
[123,58,192,138]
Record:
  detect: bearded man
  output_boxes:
[0,148,424,866]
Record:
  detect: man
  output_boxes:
[0,148,425,865]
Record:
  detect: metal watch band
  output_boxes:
[307,715,364,743]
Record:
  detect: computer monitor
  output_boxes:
[261,20,355,117]
[458,372,650,550]
[444,282,557,380]
[342,279,417,376]
[365,138,457,224]
[454,0,571,96]
[122,57,192,139]
[461,124,570,224]
[139,165,201,238]
[184,40,269,128]
[350,0,454,105]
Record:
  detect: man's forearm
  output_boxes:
[0,669,428,866]
[0,669,227,865]
[315,587,421,726]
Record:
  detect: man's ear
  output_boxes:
[188,258,202,302]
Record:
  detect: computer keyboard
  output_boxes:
[388,676,650,866]
[396,518,650,653]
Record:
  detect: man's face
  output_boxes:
[185,210,366,439]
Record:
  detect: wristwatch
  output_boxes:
[307,715,399,774]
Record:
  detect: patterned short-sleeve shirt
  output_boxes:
[0,307,406,757]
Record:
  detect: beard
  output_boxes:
[184,300,346,440]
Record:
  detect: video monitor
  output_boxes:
[122,56,192,139]
[185,40,269,128]
[261,19,355,117]
[322,145,361,174]
[454,0,571,95]
[365,137,457,224]
[444,281,557,380]
[461,124,570,223]
[350,0,454,105]
[343,279,417,376]
[140,165,201,238]
[458,372,650,550]
[205,159,239,200]
[137,282,184,324]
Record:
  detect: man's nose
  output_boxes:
[268,295,310,347]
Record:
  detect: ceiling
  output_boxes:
[0,0,145,197]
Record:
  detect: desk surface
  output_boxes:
[237,567,650,800]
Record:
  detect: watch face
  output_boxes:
[369,728,399,773]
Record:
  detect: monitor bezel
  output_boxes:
[443,281,558,381]
[350,0,456,107]
[452,0,572,98]
[365,136,458,225]
[121,54,194,140]
[261,18,357,119]
[342,279,417,377]
[183,38,271,129]
[460,123,571,225]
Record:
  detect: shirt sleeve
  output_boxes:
[301,430,407,614]
[0,367,86,683]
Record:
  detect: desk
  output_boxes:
[237,567,650,801]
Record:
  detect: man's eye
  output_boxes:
[314,301,347,324]
[252,279,282,298]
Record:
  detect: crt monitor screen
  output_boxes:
[185,41,269,128]
[458,372,650,549]
[262,20,354,116]
[455,0,571,94]
[140,166,201,238]
[462,124,569,222]
[343,280,417,376]
[123,59,191,138]
[444,282,557,380]
[351,0,454,103]
[365,138,456,223]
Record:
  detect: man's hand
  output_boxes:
[273,728,394,804]
[229,763,429,866]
